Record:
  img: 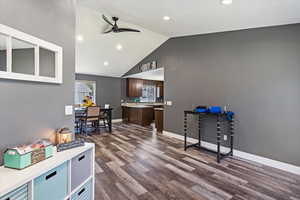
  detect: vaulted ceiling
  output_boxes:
[76,0,300,77]
[75,6,168,77]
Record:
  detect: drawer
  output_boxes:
[0,184,28,200]
[34,162,68,200]
[71,179,92,200]
[71,150,92,190]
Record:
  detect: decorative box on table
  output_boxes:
[4,140,53,170]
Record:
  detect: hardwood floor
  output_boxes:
[80,123,300,200]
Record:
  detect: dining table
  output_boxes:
[75,107,113,133]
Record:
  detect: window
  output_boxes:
[0,24,62,83]
[75,80,96,105]
[0,34,7,72]
[11,38,35,75]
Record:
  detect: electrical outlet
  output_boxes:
[224,135,228,141]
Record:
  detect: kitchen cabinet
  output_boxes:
[122,106,154,126]
[127,78,143,97]
[156,81,164,98]
[126,78,164,98]
[154,108,164,133]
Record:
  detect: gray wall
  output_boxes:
[0,0,76,164]
[76,74,122,119]
[128,24,300,166]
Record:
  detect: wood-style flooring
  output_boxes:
[80,123,300,200]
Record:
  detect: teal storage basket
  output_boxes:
[71,179,92,200]
[4,149,32,169]
[34,162,68,200]
[0,184,28,200]
[4,144,53,170]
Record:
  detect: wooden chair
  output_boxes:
[99,110,109,130]
[80,106,101,135]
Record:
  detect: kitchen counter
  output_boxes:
[121,102,164,108]
[122,102,164,127]
[122,105,153,108]
[122,106,154,126]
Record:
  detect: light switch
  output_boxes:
[65,105,73,116]
[166,101,173,106]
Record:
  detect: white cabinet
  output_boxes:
[0,143,95,200]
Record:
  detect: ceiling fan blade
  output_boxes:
[102,14,113,26]
[118,28,141,33]
[103,28,113,34]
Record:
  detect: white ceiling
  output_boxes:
[76,0,300,77]
[75,5,168,77]
[78,0,300,37]
[124,68,164,81]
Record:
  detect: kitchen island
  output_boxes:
[122,103,163,127]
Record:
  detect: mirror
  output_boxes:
[11,38,35,75]
[39,47,56,77]
[0,34,7,72]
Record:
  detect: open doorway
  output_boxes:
[122,68,165,132]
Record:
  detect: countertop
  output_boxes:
[154,108,164,111]
[123,105,153,108]
[121,103,164,108]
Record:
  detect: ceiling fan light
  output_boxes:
[116,44,123,51]
[163,16,171,21]
[221,0,233,5]
[76,35,84,42]
[104,61,109,66]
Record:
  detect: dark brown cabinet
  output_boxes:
[127,78,143,97]
[156,81,164,98]
[126,78,164,98]
[122,106,154,126]
[154,108,164,132]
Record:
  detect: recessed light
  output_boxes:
[76,35,84,42]
[116,44,123,51]
[163,16,171,21]
[104,61,109,66]
[221,0,233,5]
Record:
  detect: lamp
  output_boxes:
[56,128,73,145]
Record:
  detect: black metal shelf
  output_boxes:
[184,111,235,163]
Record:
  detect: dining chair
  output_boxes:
[99,110,109,130]
[80,106,101,135]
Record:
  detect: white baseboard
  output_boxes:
[163,130,300,176]
[112,119,122,123]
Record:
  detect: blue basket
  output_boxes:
[209,106,222,114]
[195,108,208,113]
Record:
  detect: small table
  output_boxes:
[184,111,235,163]
[75,107,113,133]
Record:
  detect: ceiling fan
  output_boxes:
[102,15,141,34]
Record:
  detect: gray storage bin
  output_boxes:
[71,150,92,190]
